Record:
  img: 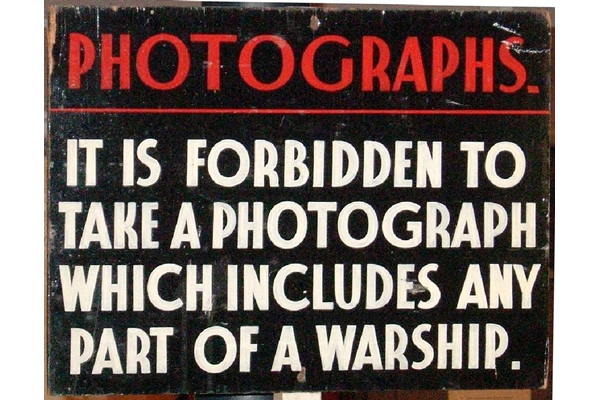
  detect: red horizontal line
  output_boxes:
[49,107,550,115]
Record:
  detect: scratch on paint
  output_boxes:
[502,40,551,54]
[445,99,469,107]
[494,22,550,54]
[297,366,307,383]
[493,22,521,36]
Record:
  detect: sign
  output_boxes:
[46,5,553,396]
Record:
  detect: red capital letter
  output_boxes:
[392,37,428,92]
[362,36,390,92]
[68,33,95,89]
[190,34,237,90]
[465,37,494,93]
[136,34,190,90]
[431,36,459,92]
[302,35,353,92]
[499,37,527,93]
[239,35,294,91]
[101,34,131,90]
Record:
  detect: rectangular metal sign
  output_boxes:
[46,5,552,395]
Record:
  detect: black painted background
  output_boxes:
[47,6,552,395]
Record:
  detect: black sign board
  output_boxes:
[46,5,552,396]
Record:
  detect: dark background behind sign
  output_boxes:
[47,6,551,395]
